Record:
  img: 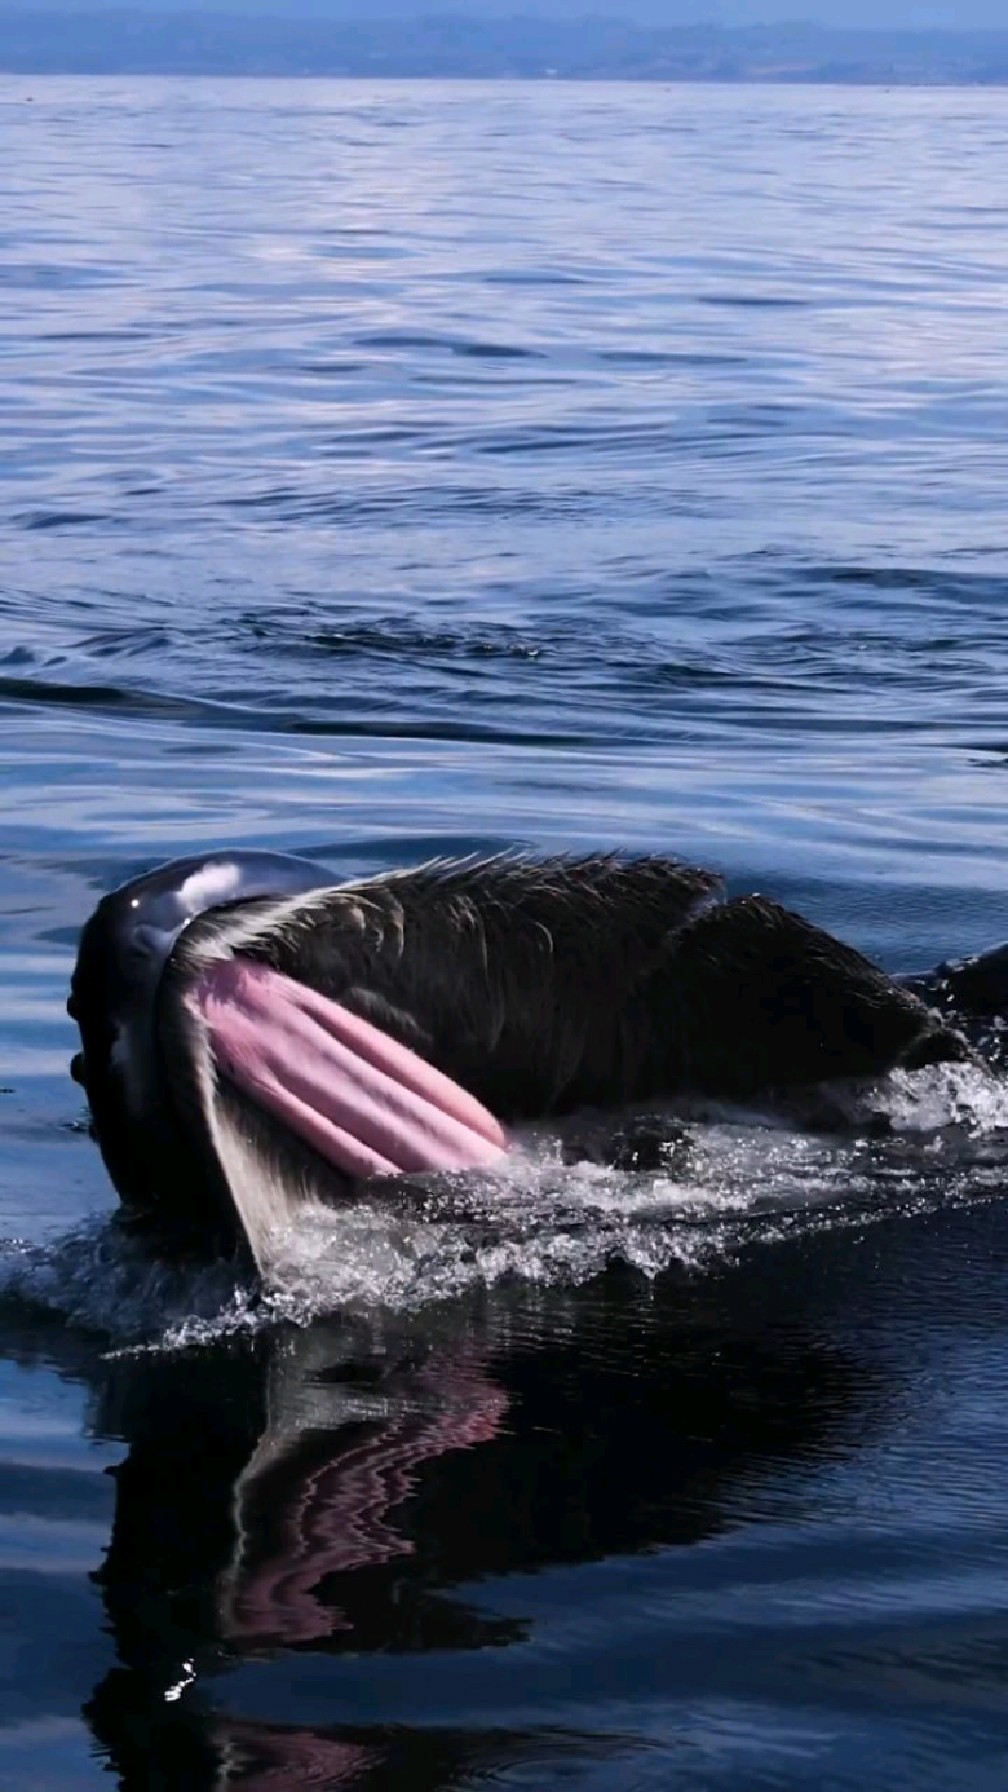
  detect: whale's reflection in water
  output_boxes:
[78,1222,899,1789]
[8,1194,1008,1790]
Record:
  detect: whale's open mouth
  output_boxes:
[68,850,511,1268]
[152,954,511,1269]
[133,903,519,1264]
[190,958,507,1182]
[72,848,998,1276]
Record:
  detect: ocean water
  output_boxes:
[1,76,1008,1790]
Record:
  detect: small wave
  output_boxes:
[242,614,544,665]
[0,1222,260,1346]
[353,329,541,361]
[0,673,190,717]
[18,510,114,533]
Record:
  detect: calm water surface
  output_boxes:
[1,78,1007,1790]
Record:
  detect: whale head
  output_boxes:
[68,852,335,1257]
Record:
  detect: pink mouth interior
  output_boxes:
[189,958,508,1181]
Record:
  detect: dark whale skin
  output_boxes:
[68,849,978,1257]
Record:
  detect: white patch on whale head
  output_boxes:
[179,861,246,918]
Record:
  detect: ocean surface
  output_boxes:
[1,77,1008,1790]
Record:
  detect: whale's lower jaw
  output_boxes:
[181,958,507,1267]
[193,959,506,1178]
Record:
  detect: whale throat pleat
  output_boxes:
[189,958,508,1181]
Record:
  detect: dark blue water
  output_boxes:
[2,78,1008,1790]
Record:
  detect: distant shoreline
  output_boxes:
[3,15,1008,85]
[4,76,1008,89]
[4,72,1008,88]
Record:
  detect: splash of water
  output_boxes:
[2,1062,1004,1353]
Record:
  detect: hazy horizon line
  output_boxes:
[4,10,1008,83]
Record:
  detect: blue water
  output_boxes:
[1,77,1008,1790]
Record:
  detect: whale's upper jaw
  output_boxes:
[68,851,335,1254]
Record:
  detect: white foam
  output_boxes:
[3,1062,1005,1353]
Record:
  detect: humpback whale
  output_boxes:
[67,849,1001,1265]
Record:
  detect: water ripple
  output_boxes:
[3,80,1008,1792]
